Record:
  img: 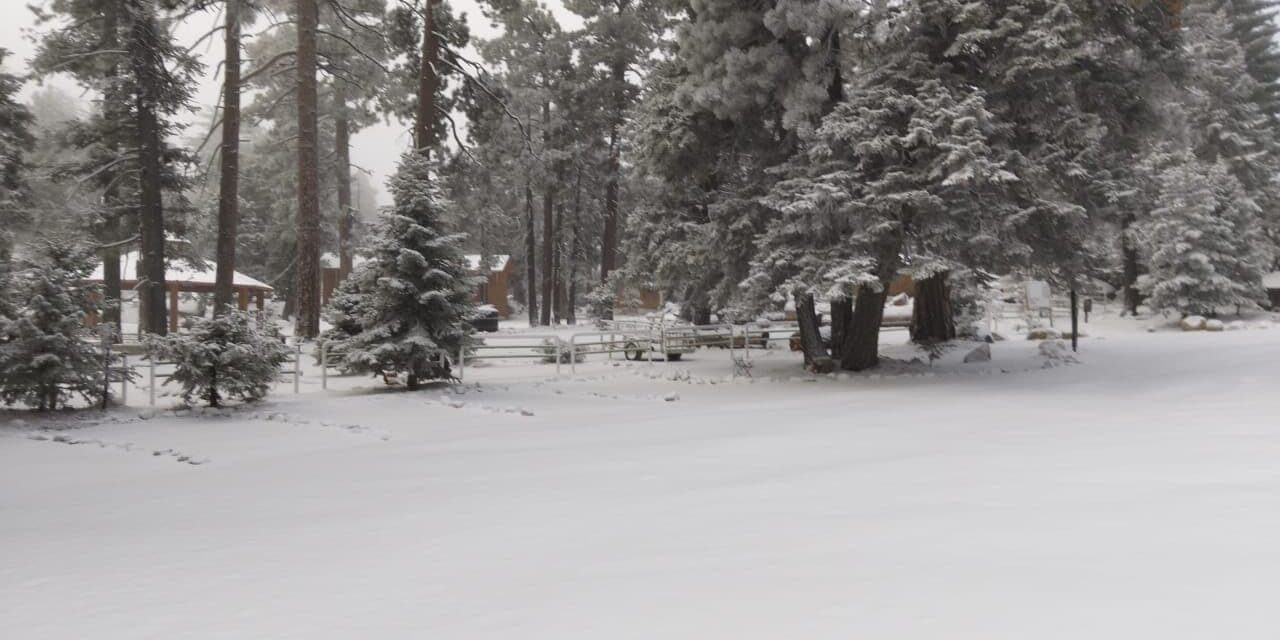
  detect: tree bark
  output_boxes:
[539,93,555,327]
[600,54,626,284]
[414,0,441,153]
[840,285,887,371]
[101,213,122,333]
[566,168,582,325]
[335,92,353,279]
[128,6,169,336]
[795,291,833,373]
[828,295,852,357]
[552,200,562,324]
[524,173,538,326]
[294,0,321,338]
[214,0,241,315]
[910,272,955,344]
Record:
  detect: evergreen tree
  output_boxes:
[1138,156,1268,315]
[147,310,292,407]
[0,240,107,410]
[337,153,476,389]
[1215,0,1280,120]
[0,49,34,226]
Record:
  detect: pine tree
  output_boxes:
[0,49,34,226]
[0,240,107,410]
[338,153,476,389]
[148,310,292,407]
[1138,156,1269,315]
[1215,0,1280,120]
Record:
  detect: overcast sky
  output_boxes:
[1,0,577,205]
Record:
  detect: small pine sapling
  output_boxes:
[148,311,292,407]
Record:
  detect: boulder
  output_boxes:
[1226,320,1247,331]
[1180,315,1207,331]
[1204,319,1225,332]
[963,344,992,363]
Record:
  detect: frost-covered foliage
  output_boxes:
[147,311,292,407]
[0,48,34,223]
[335,153,476,388]
[317,261,377,371]
[1137,157,1268,316]
[0,240,106,410]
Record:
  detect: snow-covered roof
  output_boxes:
[465,254,510,273]
[1265,272,1280,290]
[86,251,273,291]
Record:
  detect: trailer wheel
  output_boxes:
[667,353,683,362]
[624,342,644,361]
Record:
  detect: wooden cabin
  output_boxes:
[465,254,513,317]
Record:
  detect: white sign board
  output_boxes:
[1025,280,1052,310]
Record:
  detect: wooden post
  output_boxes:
[168,284,179,333]
[238,288,250,311]
[256,291,266,312]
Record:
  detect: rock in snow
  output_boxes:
[1204,319,1225,332]
[1180,315,1207,331]
[963,344,992,363]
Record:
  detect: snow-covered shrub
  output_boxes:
[537,338,581,364]
[316,262,376,372]
[0,240,108,410]
[337,153,475,389]
[147,311,292,407]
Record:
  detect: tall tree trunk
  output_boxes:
[539,98,554,327]
[128,5,168,336]
[101,209,122,333]
[795,291,833,373]
[1122,214,1140,315]
[294,0,321,338]
[335,91,353,279]
[566,168,582,325]
[214,0,242,314]
[100,10,122,335]
[552,201,562,324]
[840,285,887,371]
[910,272,955,344]
[600,57,626,284]
[828,295,852,357]
[524,174,538,326]
[414,0,441,153]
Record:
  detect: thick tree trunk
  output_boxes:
[335,96,353,279]
[795,291,833,373]
[552,201,562,324]
[128,7,169,336]
[1122,214,1140,315]
[910,272,955,344]
[214,0,241,315]
[600,53,626,283]
[840,285,887,371]
[524,175,538,326]
[566,168,582,325]
[540,185,555,326]
[101,211,122,332]
[294,0,321,338]
[828,295,852,357]
[415,0,441,153]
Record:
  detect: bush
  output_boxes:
[0,240,108,410]
[147,311,292,407]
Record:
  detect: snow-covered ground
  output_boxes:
[3,311,1280,638]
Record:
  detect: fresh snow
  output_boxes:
[3,317,1280,638]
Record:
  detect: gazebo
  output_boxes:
[85,251,274,332]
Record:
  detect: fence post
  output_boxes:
[320,341,328,390]
[148,358,156,407]
[569,335,577,375]
[120,355,128,406]
[458,345,465,381]
[294,340,302,394]
[555,338,562,377]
